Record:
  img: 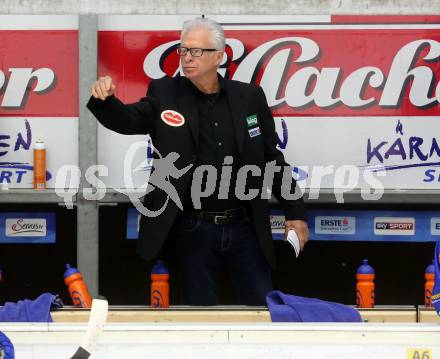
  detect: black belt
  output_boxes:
[191,207,246,225]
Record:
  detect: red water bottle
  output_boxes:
[64,264,93,308]
[356,259,375,308]
[150,261,169,308]
[425,260,435,308]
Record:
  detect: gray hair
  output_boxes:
[181,17,225,51]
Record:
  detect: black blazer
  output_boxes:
[87,76,306,268]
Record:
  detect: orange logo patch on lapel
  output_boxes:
[160,110,185,127]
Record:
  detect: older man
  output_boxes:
[88,17,308,305]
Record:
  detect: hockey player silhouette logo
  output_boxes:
[118,140,192,217]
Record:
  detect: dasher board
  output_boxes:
[1,322,439,359]
[50,306,417,323]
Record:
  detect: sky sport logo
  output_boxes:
[5,218,47,236]
[315,216,355,235]
[374,217,415,236]
[431,218,440,236]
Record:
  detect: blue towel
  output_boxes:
[433,241,440,315]
[0,293,63,322]
[0,331,14,359]
[266,290,362,322]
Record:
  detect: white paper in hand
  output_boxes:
[287,230,300,258]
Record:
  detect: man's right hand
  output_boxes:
[91,76,116,100]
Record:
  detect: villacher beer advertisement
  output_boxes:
[96,15,440,191]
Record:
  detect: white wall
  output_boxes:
[1,0,440,14]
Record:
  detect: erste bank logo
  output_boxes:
[315,216,355,235]
[270,214,285,234]
[431,218,440,236]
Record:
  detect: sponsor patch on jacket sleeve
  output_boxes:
[248,126,261,138]
[246,114,258,127]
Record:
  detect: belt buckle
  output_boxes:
[214,215,228,225]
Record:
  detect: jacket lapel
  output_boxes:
[225,80,248,157]
[177,77,200,149]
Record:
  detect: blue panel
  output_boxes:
[126,207,440,243]
[126,208,140,240]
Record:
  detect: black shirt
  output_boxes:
[183,77,242,211]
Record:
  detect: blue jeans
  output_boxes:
[169,212,273,306]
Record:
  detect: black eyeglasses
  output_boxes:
[177,47,218,57]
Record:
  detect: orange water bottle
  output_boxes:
[64,264,93,308]
[33,139,46,190]
[356,259,375,308]
[150,261,169,308]
[425,260,435,308]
